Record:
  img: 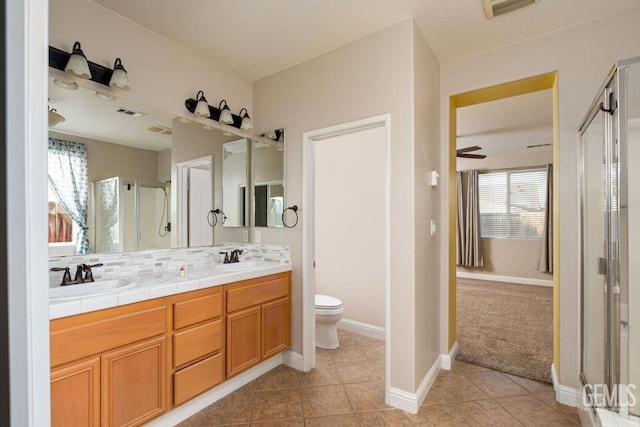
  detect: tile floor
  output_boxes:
[179,330,580,426]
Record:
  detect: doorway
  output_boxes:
[302,115,391,396]
[176,155,214,247]
[447,72,560,376]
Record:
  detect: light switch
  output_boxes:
[430,171,440,187]
[430,220,437,236]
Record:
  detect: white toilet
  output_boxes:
[315,294,344,349]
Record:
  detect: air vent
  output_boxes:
[116,108,146,118]
[483,0,539,18]
[147,125,172,135]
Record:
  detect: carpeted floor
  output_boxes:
[456,277,553,383]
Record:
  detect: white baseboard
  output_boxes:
[441,342,458,370]
[387,354,441,414]
[338,318,385,341]
[283,350,304,371]
[146,354,283,426]
[457,271,553,287]
[551,363,579,407]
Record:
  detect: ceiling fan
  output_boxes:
[456,145,486,159]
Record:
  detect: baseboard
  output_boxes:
[387,354,441,414]
[457,271,553,287]
[146,354,283,426]
[441,341,458,370]
[337,318,385,340]
[282,350,304,371]
[551,363,579,407]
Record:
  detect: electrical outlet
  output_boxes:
[430,220,437,236]
[255,230,261,243]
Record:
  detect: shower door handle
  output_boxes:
[598,257,607,275]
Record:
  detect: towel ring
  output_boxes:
[282,205,299,228]
[207,209,226,227]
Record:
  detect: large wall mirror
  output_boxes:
[48,74,249,257]
[253,129,285,228]
[222,139,249,228]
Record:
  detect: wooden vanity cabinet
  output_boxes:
[171,288,225,406]
[225,272,291,378]
[50,356,100,427]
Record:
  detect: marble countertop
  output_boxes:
[49,261,293,320]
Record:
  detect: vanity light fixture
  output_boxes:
[218,100,233,125]
[48,108,66,127]
[95,91,116,101]
[194,91,211,117]
[109,58,130,90]
[53,78,79,91]
[239,108,253,130]
[64,41,92,79]
[184,94,251,130]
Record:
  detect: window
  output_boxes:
[48,186,75,244]
[478,168,547,239]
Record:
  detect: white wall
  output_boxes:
[314,126,386,329]
[440,7,640,388]
[253,20,423,392]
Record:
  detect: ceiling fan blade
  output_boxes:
[456,145,482,154]
[457,153,487,159]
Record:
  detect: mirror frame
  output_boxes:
[251,129,286,228]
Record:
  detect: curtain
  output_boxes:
[48,138,90,254]
[457,170,483,267]
[538,164,553,273]
[95,178,119,253]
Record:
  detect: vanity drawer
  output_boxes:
[174,353,224,406]
[226,273,289,312]
[173,319,222,368]
[174,290,223,330]
[50,305,167,368]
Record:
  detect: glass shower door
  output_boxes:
[580,96,608,395]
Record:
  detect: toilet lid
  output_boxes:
[315,294,342,309]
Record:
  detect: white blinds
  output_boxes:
[478,168,547,239]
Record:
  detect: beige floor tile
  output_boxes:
[300,384,353,417]
[250,419,304,426]
[335,360,382,384]
[406,403,470,426]
[452,399,524,426]
[433,373,490,402]
[450,361,492,374]
[343,380,390,411]
[251,389,303,422]
[304,413,360,426]
[356,408,414,426]
[177,389,252,426]
[463,371,529,398]
[504,374,553,394]
[315,348,334,366]
[329,346,369,363]
[496,395,580,426]
[253,365,300,391]
[534,392,581,418]
[422,387,448,407]
[298,363,342,388]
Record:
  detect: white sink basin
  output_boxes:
[50,279,134,301]
[214,261,268,272]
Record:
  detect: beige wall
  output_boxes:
[253,20,431,392]
[314,126,386,329]
[440,7,640,387]
[50,0,252,127]
[412,22,442,388]
[457,150,553,280]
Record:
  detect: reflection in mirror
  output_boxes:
[176,156,213,248]
[253,129,285,228]
[222,139,248,227]
[48,74,249,257]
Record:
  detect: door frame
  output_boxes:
[447,72,560,372]
[301,114,391,389]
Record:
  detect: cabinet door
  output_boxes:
[51,357,100,427]
[101,336,166,427]
[262,297,290,359]
[226,305,261,378]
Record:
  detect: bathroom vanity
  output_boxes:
[49,265,291,427]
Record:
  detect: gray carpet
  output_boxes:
[456,278,553,383]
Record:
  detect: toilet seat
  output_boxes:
[315,294,342,310]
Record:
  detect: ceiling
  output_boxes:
[93,0,640,82]
[456,89,553,158]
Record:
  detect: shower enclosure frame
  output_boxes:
[579,55,639,422]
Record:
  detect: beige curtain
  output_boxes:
[457,170,483,267]
[538,164,553,273]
